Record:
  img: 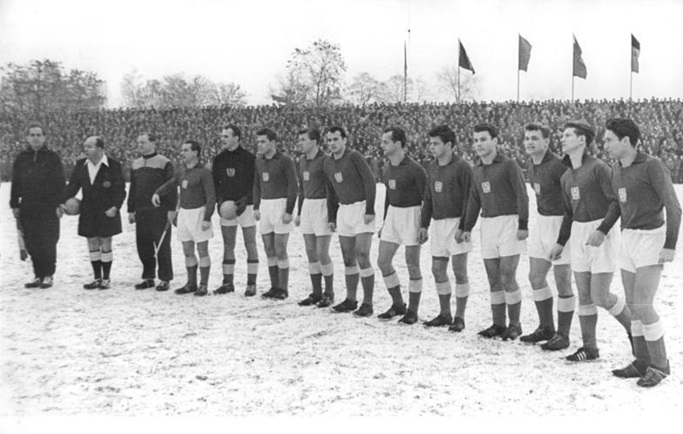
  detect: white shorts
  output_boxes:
[300,198,332,236]
[618,225,665,273]
[380,205,421,246]
[430,218,472,257]
[220,204,256,228]
[570,219,619,273]
[337,200,375,237]
[480,215,527,259]
[177,206,213,243]
[259,198,294,235]
[529,214,571,265]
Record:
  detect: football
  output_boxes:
[220,200,237,220]
[64,197,81,216]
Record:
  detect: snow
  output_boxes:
[1,182,682,420]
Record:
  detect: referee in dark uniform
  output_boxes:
[127,133,176,291]
[10,123,65,288]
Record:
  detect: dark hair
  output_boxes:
[564,120,595,146]
[327,126,347,139]
[383,127,407,147]
[256,128,277,142]
[524,122,551,139]
[428,125,455,146]
[605,118,640,147]
[473,123,499,139]
[26,122,45,135]
[94,137,105,149]
[141,133,158,143]
[298,128,321,143]
[223,124,242,140]
[184,139,201,157]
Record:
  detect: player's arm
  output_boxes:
[651,160,682,261]
[324,170,339,229]
[202,168,216,222]
[595,164,620,237]
[284,157,298,216]
[509,160,529,233]
[420,175,433,230]
[352,151,376,217]
[153,169,179,206]
[252,164,261,212]
[212,156,224,204]
[296,159,305,218]
[9,155,24,215]
[458,163,474,232]
[63,159,84,203]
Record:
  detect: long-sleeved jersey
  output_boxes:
[212,146,256,204]
[323,147,376,222]
[253,151,298,214]
[156,163,215,221]
[420,155,472,229]
[10,146,65,210]
[526,150,570,216]
[127,152,176,213]
[381,155,426,220]
[297,149,332,214]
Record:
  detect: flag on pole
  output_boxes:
[519,35,532,71]
[631,34,640,73]
[573,35,587,79]
[459,40,475,73]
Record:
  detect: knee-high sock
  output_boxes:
[222,259,235,284]
[383,272,402,305]
[321,262,334,296]
[532,286,555,330]
[578,304,598,350]
[345,265,359,301]
[557,295,576,339]
[607,294,632,333]
[309,261,323,296]
[408,279,422,314]
[505,289,522,326]
[643,320,668,371]
[199,256,211,286]
[185,256,198,286]
[436,280,452,316]
[278,259,289,291]
[89,250,102,280]
[101,250,113,280]
[631,320,651,370]
[247,259,258,285]
[491,290,506,326]
[454,283,469,319]
[267,257,278,288]
[360,267,374,305]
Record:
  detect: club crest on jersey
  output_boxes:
[571,186,580,201]
[388,179,396,190]
[534,183,541,195]
[334,172,343,183]
[226,168,235,177]
[434,181,443,193]
[303,171,310,181]
[482,181,491,194]
[262,172,269,182]
[182,179,188,189]
[618,188,627,203]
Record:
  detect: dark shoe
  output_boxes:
[317,295,334,308]
[565,347,600,362]
[541,334,571,351]
[244,284,257,297]
[83,279,102,290]
[520,327,555,344]
[353,303,373,317]
[397,310,418,325]
[214,282,235,295]
[261,287,279,299]
[98,279,111,290]
[194,285,208,296]
[273,288,289,300]
[448,317,466,332]
[424,314,453,327]
[332,299,358,313]
[174,283,197,295]
[39,276,54,289]
[637,364,670,388]
[478,324,507,339]
[377,303,407,320]
[612,361,646,379]
[156,281,170,292]
[25,277,42,288]
[134,279,155,290]
[299,293,322,306]
[501,323,523,341]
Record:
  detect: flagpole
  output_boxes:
[630,71,633,101]
[404,40,407,104]
[517,69,520,103]
[571,76,574,102]
[457,40,461,103]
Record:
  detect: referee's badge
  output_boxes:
[182,179,188,189]
[618,188,627,203]
[388,179,396,190]
[227,168,235,177]
[482,181,491,193]
[434,181,443,192]
[571,186,580,200]
[263,172,269,182]
[303,171,310,181]
[534,183,541,195]
[335,172,343,183]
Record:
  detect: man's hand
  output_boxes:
[294,215,301,226]
[282,213,293,224]
[201,221,211,231]
[128,212,135,224]
[328,222,336,232]
[417,227,429,245]
[517,229,529,241]
[364,213,375,225]
[104,207,117,218]
[585,230,605,247]
[659,248,676,264]
[152,194,161,207]
[549,243,564,261]
[455,229,465,243]
[461,231,472,243]
[168,210,177,226]
[254,210,261,221]
[56,206,63,219]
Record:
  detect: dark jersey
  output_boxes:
[10,146,65,210]
[212,146,256,204]
[526,150,569,216]
[253,151,298,214]
[421,155,473,229]
[297,149,331,214]
[127,153,176,213]
[156,163,215,221]
[323,147,377,222]
[382,155,427,219]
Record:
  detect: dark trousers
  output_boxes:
[135,208,173,282]
[20,207,60,279]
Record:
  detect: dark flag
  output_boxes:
[631,34,640,73]
[519,35,532,71]
[573,35,587,79]
[459,40,475,73]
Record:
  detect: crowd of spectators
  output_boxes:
[1,98,682,183]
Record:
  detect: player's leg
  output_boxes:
[316,235,334,306]
[402,244,422,323]
[332,235,360,313]
[215,225,238,293]
[550,263,575,345]
[299,233,322,305]
[353,232,375,317]
[590,272,631,335]
[194,240,211,296]
[565,271,600,361]
[450,252,469,331]
[261,232,278,297]
[613,269,649,378]
[135,210,156,287]
[98,236,114,289]
[376,240,404,319]
[479,258,507,338]
[273,232,291,298]
[499,254,523,340]
[431,257,451,320]
[84,236,103,289]
[175,240,198,294]
[154,209,173,290]
[242,225,259,296]
[521,257,555,343]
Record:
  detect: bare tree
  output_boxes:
[346,72,389,106]
[436,65,480,103]
[385,75,413,103]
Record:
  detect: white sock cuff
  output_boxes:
[100,250,113,262]
[631,320,644,337]
[89,250,101,261]
[532,286,553,302]
[490,290,506,305]
[557,295,576,313]
[185,256,198,267]
[578,303,598,316]
[608,294,626,317]
[320,262,334,276]
[222,263,235,274]
[308,261,322,275]
[247,261,259,274]
[278,259,289,269]
[267,257,278,267]
[455,283,470,298]
[360,267,374,278]
[505,289,522,305]
[643,321,665,341]
[436,281,452,295]
[383,272,401,289]
[408,279,423,293]
[345,265,360,275]
[199,256,211,267]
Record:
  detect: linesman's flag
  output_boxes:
[519,35,532,71]
[459,40,475,74]
[573,35,587,79]
[631,34,640,73]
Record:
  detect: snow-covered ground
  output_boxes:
[1,182,682,418]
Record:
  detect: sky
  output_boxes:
[1,0,682,106]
